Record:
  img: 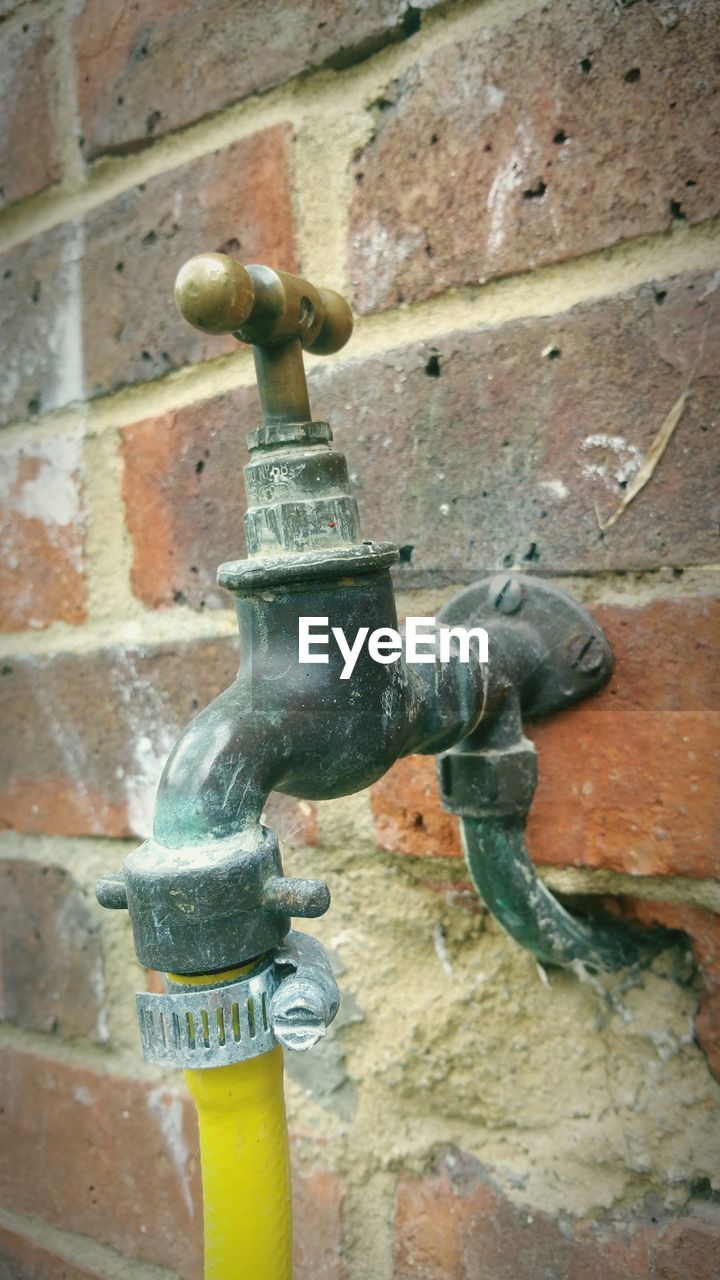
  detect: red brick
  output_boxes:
[326,273,720,576]
[0,638,316,845]
[82,127,296,400]
[0,226,78,429]
[0,17,61,208]
[120,273,720,588]
[120,390,253,609]
[0,1047,202,1277]
[293,1166,347,1280]
[395,1152,720,1280]
[0,859,106,1041]
[371,598,720,879]
[350,0,720,312]
[73,0,444,161]
[0,1223,106,1280]
[0,428,86,631]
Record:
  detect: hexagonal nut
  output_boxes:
[438,741,537,817]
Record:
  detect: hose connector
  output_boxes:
[135,931,339,1069]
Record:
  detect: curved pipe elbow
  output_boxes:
[153,674,283,849]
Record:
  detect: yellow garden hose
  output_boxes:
[172,969,292,1280]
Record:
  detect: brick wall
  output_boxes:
[1,1,719,1276]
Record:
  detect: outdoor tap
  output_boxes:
[98,256,660,1066]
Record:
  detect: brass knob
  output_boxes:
[174,254,353,355]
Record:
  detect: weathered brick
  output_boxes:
[82,127,296,400]
[371,597,720,879]
[73,0,443,160]
[395,1152,720,1280]
[0,129,296,427]
[350,0,720,311]
[293,1166,347,1280]
[0,1222,106,1280]
[0,226,82,428]
[0,17,61,208]
[0,638,316,845]
[120,390,252,609]
[0,1047,202,1277]
[316,272,719,577]
[119,273,719,590]
[0,427,86,631]
[0,859,106,1040]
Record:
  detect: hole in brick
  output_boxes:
[425,353,441,377]
[1,665,13,676]
[523,180,546,198]
[117,96,124,105]
[355,171,364,184]
[669,200,686,221]
[484,142,492,152]
[624,67,641,82]
[146,110,162,135]
[196,459,205,474]
[686,178,697,187]
[142,229,157,245]
[544,345,561,359]
[217,236,240,255]
[173,590,188,605]
[654,289,667,304]
[502,553,514,567]
[27,395,41,415]
[413,813,424,828]
[401,5,421,38]
[115,261,124,272]
[141,350,152,361]
[580,57,592,73]
[553,129,568,144]
[430,132,439,144]
[31,280,41,304]
[398,544,414,564]
[523,542,540,562]
[2,269,11,279]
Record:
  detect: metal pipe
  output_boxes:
[460,815,661,971]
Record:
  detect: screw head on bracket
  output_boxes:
[488,574,524,615]
[566,631,605,674]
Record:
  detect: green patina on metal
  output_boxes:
[98,256,657,978]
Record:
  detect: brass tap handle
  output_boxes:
[174,254,353,427]
[174,254,353,355]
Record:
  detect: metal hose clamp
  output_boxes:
[135,931,339,1069]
